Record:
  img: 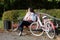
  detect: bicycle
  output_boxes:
[29,16,56,39]
[12,15,56,39]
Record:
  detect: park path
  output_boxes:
[0,30,58,40]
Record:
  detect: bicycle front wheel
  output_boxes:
[46,22,55,39]
[30,22,44,36]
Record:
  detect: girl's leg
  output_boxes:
[18,21,32,36]
[18,21,24,36]
[18,21,23,31]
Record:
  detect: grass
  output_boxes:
[0,20,3,29]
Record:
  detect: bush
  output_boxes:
[2,9,60,23]
[40,9,60,18]
[2,10,26,22]
[46,9,60,18]
[2,10,19,22]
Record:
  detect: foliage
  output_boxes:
[2,10,26,22]
[39,9,60,18]
[2,9,60,22]
[2,10,19,22]
[0,0,4,17]
[0,20,3,29]
[46,9,60,18]
[4,0,60,10]
[0,0,60,17]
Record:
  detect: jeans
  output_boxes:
[18,20,33,32]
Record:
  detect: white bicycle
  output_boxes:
[29,16,56,39]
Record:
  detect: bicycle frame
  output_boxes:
[37,16,43,27]
[37,16,55,31]
[30,14,55,39]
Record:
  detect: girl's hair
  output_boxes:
[29,7,35,13]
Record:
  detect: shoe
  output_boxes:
[18,32,22,36]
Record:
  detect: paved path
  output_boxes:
[0,31,58,40]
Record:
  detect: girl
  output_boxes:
[18,8,37,36]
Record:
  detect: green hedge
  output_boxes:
[2,10,26,22]
[2,9,60,22]
[40,9,60,18]
[46,9,60,18]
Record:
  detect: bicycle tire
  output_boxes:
[46,22,55,39]
[29,22,44,36]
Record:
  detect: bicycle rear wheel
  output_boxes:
[30,22,44,36]
[46,22,55,39]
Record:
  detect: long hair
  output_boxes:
[29,7,35,13]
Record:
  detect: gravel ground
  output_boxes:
[0,31,59,40]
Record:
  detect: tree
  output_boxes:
[0,0,4,17]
